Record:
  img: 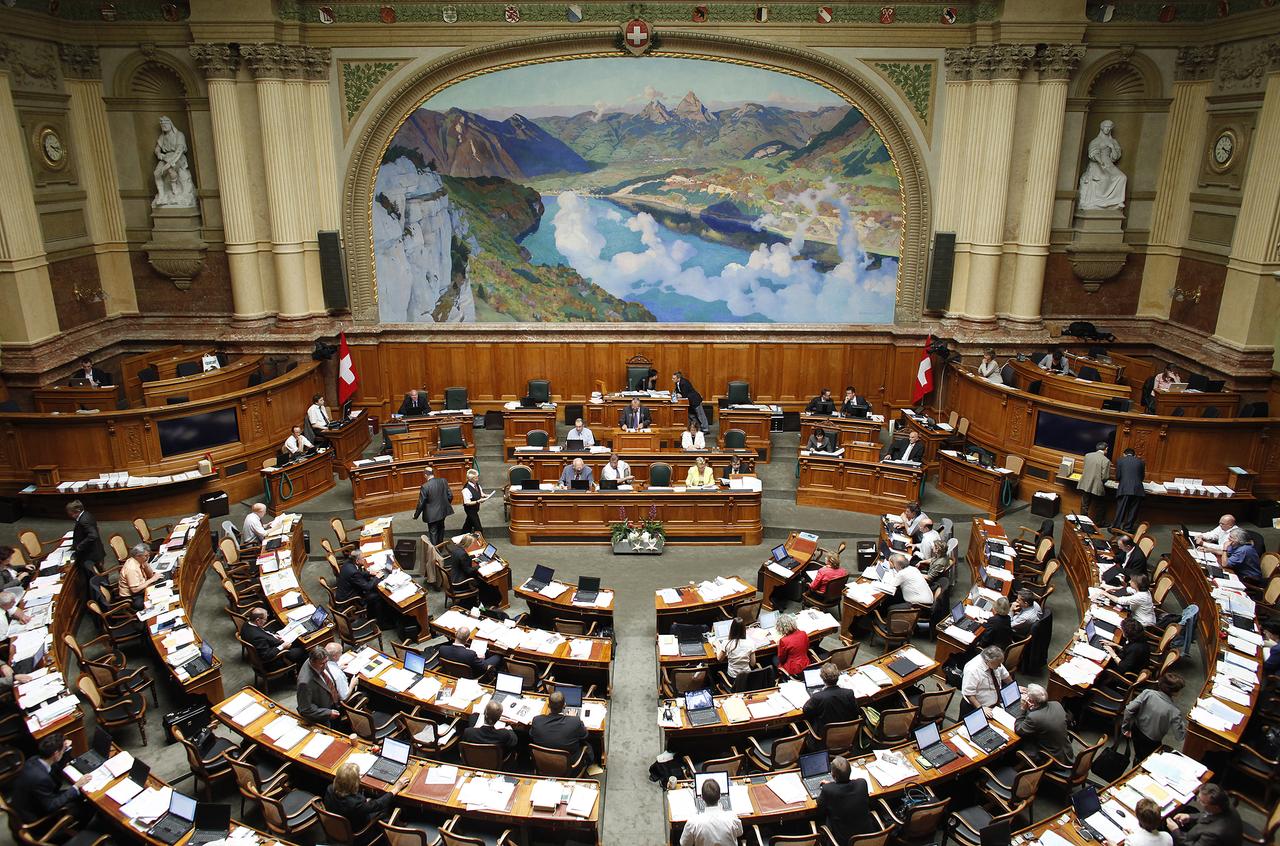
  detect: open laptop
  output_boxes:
[565,438,585,452]
[914,721,958,768]
[799,750,830,797]
[1164,382,1188,393]
[846,405,869,419]
[299,606,329,635]
[962,709,1005,753]
[182,642,215,677]
[684,689,721,727]
[552,682,583,718]
[472,544,499,561]
[403,650,426,676]
[573,576,601,604]
[771,543,796,567]
[712,619,732,640]
[189,803,232,846]
[677,628,707,657]
[524,564,555,593]
[998,681,1024,718]
[949,602,980,633]
[980,820,1012,846]
[569,479,591,491]
[1083,620,1109,649]
[802,667,825,693]
[69,727,113,774]
[146,791,197,844]
[599,479,619,490]
[757,610,779,630]
[366,737,410,783]
[490,672,524,707]
[977,565,1003,591]
[1072,786,1127,843]
[693,772,732,811]
[519,478,541,490]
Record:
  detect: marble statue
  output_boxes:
[1077,120,1127,211]
[152,116,196,208]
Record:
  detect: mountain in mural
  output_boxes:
[786,105,893,177]
[393,108,592,180]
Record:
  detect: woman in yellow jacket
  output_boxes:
[685,456,716,488]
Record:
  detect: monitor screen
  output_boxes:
[1033,411,1116,457]
[157,408,240,458]
[578,576,600,592]
[712,619,732,639]
[771,544,789,562]
[170,792,197,822]
[194,803,231,832]
[1072,786,1102,818]
[999,681,1020,707]
[200,642,213,663]
[554,683,583,707]
[684,689,713,711]
[913,721,940,748]
[496,673,523,694]
[799,751,829,778]
[403,651,425,674]
[531,564,554,585]
[483,544,498,559]
[381,738,410,764]
[803,668,823,688]
[309,607,328,627]
[758,610,779,629]
[694,772,729,797]
[92,727,113,756]
[1085,620,1096,640]
[963,709,989,735]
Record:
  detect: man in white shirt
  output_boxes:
[283,425,313,457]
[323,641,353,701]
[600,454,632,483]
[1194,514,1236,550]
[567,419,595,448]
[679,778,742,846]
[306,394,331,431]
[911,519,941,559]
[961,646,1011,716]
[882,553,933,607]
[242,502,268,546]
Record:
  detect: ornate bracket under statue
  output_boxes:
[1066,119,1130,293]
[142,115,207,289]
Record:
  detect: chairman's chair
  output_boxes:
[444,387,469,410]
[438,426,466,450]
[723,429,747,450]
[525,429,549,448]
[650,462,672,487]
[727,381,751,405]
[527,380,551,403]
[381,423,408,453]
[626,364,651,391]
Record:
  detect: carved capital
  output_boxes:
[1175,45,1218,81]
[943,46,978,82]
[280,45,308,80]
[986,44,1035,81]
[0,40,12,69]
[189,42,240,80]
[58,44,100,79]
[303,47,331,81]
[241,43,288,80]
[1034,44,1084,81]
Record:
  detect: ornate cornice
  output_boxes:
[58,44,100,79]
[1174,45,1218,82]
[943,46,978,83]
[189,42,240,81]
[982,44,1035,81]
[1034,44,1084,82]
[303,47,331,82]
[1268,39,1280,74]
[241,43,306,81]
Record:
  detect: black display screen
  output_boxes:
[157,408,240,457]
[1033,411,1115,456]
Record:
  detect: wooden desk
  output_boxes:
[718,406,773,461]
[584,394,688,429]
[936,451,1014,517]
[657,607,838,673]
[1064,350,1125,383]
[502,407,558,458]
[354,517,431,632]
[758,531,821,611]
[656,576,757,632]
[141,355,264,406]
[796,455,923,514]
[508,487,763,546]
[21,471,217,522]
[348,454,475,520]
[389,431,476,462]
[1153,390,1242,418]
[453,533,513,610]
[33,384,117,413]
[798,413,884,449]
[390,412,476,458]
[322,412,372,478]
[516,576,616,629]
[508,449,755,486]
[260,448,335,508]
[932,517,1014,668]
[900,413,953,470]
[256,516,334,650]
[1046,517,1121,703]
[605,428,668,451]
[119,345,214,406]
[1008,359,1130,408]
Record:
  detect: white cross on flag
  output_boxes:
[623,18,651,55]
[337,332,359,405]
[912,335,934,403]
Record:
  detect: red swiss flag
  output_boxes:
[912,335,934,404]
[337,333,359,406]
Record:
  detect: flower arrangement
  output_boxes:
[610,505,665,549]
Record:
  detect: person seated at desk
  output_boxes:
[1193,514,1236,550]
[70,356,112,387]
[567,418,595,448]
[1038,347,1072,375]
[961,646,1011,717]
[680,777,742,846]
[1217,528,1263,583]
[439,627,503,677]
[909,518,940,559]
[619,398,651,431]
[464,700,519,755]
[242,503,268,548]
[1166,783,1242,846]
[118,542,161,611]
[887,430,924,463]
[298,645,350,728]
[0,657,34,697]
[307,393,332,431]
[0,591,30,628]
[242,606,308,665]
[1013,683,1074,764]
[775,614,810,677]
[559,457,593,488]
[718,454,745,482]
[601,453,633,484]
[11,733,94,826]
[803,662,861,733]
[681,420,706,451]
[894,502,928,537]
[1132,800,1174,846]
[1153,362,1182,393]
[686,456,716,488]
[325,761,395,828]
[976,596,1014,649]
[978,348,1003,385]
[806,388,836,415]
[817,756,873,846]
[883,553,934,609]
[398,388,431,416]
[841,386,871,417]
[337,554,386,622]
[282,425,313,458]
[530,690,597,771]
[1105,574,1157,627]
[445,534,501,607]
[1010,589,1042,636]
[1100,617,1150,676]
[806,427,836,452]
[807,553,847,595]
[0,545,32,590]
[716,617,756,692]
[1114,535,1148,581]
[922,539,951,585]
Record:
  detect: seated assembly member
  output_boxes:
[806,427,835,452]
[888,430,924,463]
[559,457,593,487]
[620,398,651,430]
[840,386,870,416]
[398,388,431,416]
[1038,347,1072,375]
[978,349,1003,384]
[685,457,716,487]
[806,388,835,414]
[681,420,706,451]
[283,425,313,457]
[567,418,595,447]
[601,454,633,483]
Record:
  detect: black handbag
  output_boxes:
[896,783,931,819]
[1090,735,1130,782]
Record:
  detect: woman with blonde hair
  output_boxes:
[685,456,716,488]
[324,761,394,829]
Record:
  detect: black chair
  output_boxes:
[527,380,551,403]
[1000,363,1015,385]
[247,371,264,387]
[723,429,747,450]
[1019,607,1053,673]
[650,462,672,486]
[525,429,549,448]
[138,365,159,383]
[444,387,469,410]
[166,395,189,404]
[381,423,409,452]
[0,399,19,412]
[1141,376,1156,411]
[175,361,201,377]
[727,665,777,693]
[438,426,466,449]
[1078,366,1101,382]
[1027,380,1042,395]
[1088,346,1107,358]
[1201,406,1221,418]
[1101,398,1130,412]
[727,381,751,405]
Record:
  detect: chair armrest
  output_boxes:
[877,797,906,826]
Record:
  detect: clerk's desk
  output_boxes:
[1008,358,1131,408]
[318,411,372,478]
[388,410,476,459]
[256,516,335,650]
[515,573,616,629]
[348,453,474,520]
[936,450,1016,517]
[795,454,923,514]
[33,384,117,413]
[584,393,688,429]
[141,355,264,406]
[719,405,774,460]
[260,447,335,507]
[508,447,755,485]
[1064,350,1125,383]
[1152,389,1242,418]
[215,688,601,842]
[502,405,558,459]
[798,412,884,449]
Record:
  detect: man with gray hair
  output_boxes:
[960,646,1011,716]
[1217,527,1262,582]
[0,591,30,626]
[1013,682,1074,763]
[242,502,269,547]
[118,542,160,610]
[882,552,933,607]
[297,645,347,727]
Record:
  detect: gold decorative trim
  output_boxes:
[340,30,932,327]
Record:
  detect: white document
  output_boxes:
[765,772,807,805]
[106,777,145,805]
[301,733,334,759]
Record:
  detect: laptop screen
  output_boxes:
[799,751,830,779]
[482,544,498,559]
[169,792,197,822]
[130,759,151,785]
[578,576,600,592]
[712,619,732,639]
[999,680,1020,708]
[963,709,989,735]
[1072,786,1102,818]
[758,610,779,629]
[570,479,590,490]
[403,651,425,674]
[381,738,410,764]
[684,689,714,711]
[771,544,789,562]
[566,439,584,451]
[694,772,729,797]
[92,727,113,757]
[531,564,554,585]
[1085,620,1096,640]
[554,683,583,707]
[200,642,214,663]
[309,607,328,627]
[950,603,965,622]
[913,721,941,748]
[194,803,231,833]
[803,668,823,688]
[496,673,523,694]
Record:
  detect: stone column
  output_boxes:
[190,42,269,320]
[1137,47,1218,320]
[242,43,311,319]
[0,62,58,344]
[305,48,339,233]
[938,47,976,314]
[952,50,994,315]
[1213,42,1280,355]
[1007,44,1084,323]
[283,46,325,314]
[60,45,138,318]
[963,44,1035,322]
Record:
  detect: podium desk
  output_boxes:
[1008,358,1130,408]
[655,576,756,632]
[757,531,821,611]
[517,576,615,629]
[719,406,774,461]
[798,413,884,447]
[260,448,335,508]
[348,454,474,520]
[605,427,668,451]
[509,448,755,486]
[900,413,953,471]
[33,384,117,413]
[1152,390,1241,418]
[322,412,372,478]
[21,470,216,521]
[937,451,1015,517]
[796,455,923,514]
[585,394,688,430]
[507,487,763,546]
[502,406,558,458]
[388,429,476,462]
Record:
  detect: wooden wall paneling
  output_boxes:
[119,344,185,406]
[888,345,926,409]
[712,344,753,400]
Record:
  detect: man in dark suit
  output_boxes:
[1116,536,1149,580]
[817,756,872,846]
[413,467,453,544]
[1012,684,1074,764]
[71,357,112,387]
[463,700,519,757]
[398,388,431,416]
[67,500,104,585]
[242,607,307,664]
[801,663,860,735]
[11,734,93,824]
[805,388,836,414]
[1113,447,1145,532]
[337,556,379,605]
[297,646,347,727]
[719,454,746,481]
[841,386,870,417]
[887,430,924,463]
[619,398,652,431]
[530,690,596,770]
[444,536,499,607]
[438,627,503,677]
[1167,784,1242,846]
[673,370,708,432]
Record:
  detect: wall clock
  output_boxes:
[1210,128,1236,172]
[37,126,67,170]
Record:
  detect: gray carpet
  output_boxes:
[2,419,1272,845]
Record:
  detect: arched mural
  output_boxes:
[371,55,904,324]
